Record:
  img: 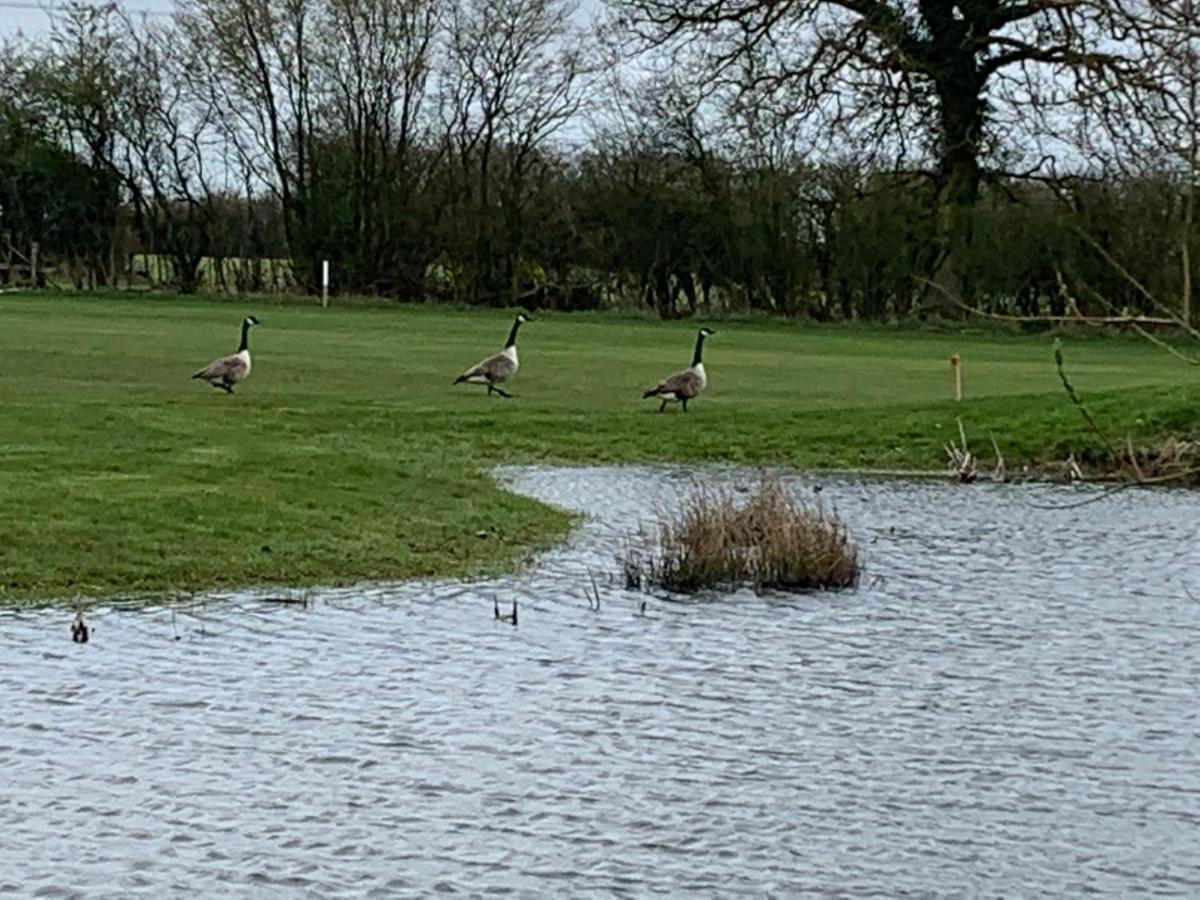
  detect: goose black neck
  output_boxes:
[505,318,523,349]
[239,320,251,353]
[692,331,707,367]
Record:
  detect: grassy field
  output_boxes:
[2,292,1199,604]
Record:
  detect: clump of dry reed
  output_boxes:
[620,475,860,594]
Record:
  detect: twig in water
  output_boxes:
[261,593,310,607]
[494,597,518,626]
[1065,451,1084,483]
[70,609,89,644]
[944,417,977,482]
[1024,480,1138,510]
[587,569,601,611]
[989,431,1006,483]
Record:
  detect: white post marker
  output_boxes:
[950,353,962,401]
[322,259,329,308]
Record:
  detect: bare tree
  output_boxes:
[35,1,129,285]
[115,16,221,292]
[180,0,322,288]
[1129,2,1200,326]
[611,0,1152,310]
[1010,3,1200,326]
[318,0,442,292]
[440,0,588,302]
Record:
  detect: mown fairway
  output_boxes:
[3,293,1198,603]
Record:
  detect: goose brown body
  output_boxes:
[456,349,517,386]
[193,352,250,386]
[193,316,260,393]
[454,314,529,397]
[642,327,715,412]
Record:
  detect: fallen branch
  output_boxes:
[915,275,1180,327]
[1025,480,1138,509]
[1069,225,1200,343]
[1060,270,1200,367]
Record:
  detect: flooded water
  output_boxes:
[3,466,1200,896]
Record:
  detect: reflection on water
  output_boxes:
[3,466,1200,895]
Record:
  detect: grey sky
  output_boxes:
[1,0,173,34]
[0,0,604,33]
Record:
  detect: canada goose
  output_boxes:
[494,597,518,625]
[193,316,261,393]
[642,327,716,413]
[453,313,530,398]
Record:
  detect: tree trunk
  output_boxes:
[1183,183,1194,327]
[174,252,203,294]
[926,50,987,317]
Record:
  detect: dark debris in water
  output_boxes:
[494,597,517,626]
[70,611,89,644]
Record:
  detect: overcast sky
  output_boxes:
[1,0,171,34]
[0,0,603,34]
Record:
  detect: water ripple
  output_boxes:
[2,466,1200,895]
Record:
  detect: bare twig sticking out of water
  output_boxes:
[172,609,180,641]
[621,544,645,592]
[989,431,1006,483]
[587,569,601,611]
[1065,451,1084,482]
[494,597,518,626]
[941,421,1010,484]
[70,609,89,644]
[945,417,978,483]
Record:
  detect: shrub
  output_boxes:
[620,476,860,594]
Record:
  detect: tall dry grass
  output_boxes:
[620,476,860,594]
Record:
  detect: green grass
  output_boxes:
[3,292,1199,604]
